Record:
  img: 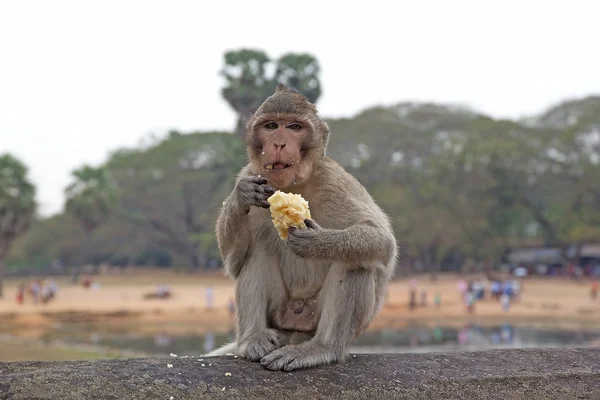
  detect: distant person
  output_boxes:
[490,280,501,300]
[457,280,467,300]
[501,293,511,312]
[467,280,474,293]
[434,293,441,308]
[41,279,58,303]
[512,280,521,301]
[72,270,80,285]
[591,280,599,301]
[16,283,25,305]
[409,287,417,311]
[419,289,428,307]
[473,281,484,300]
[156,284,170,299]
[205,286,214,310]
[29,280,41,304]
[575,266,584,281]
[465,291,476,314]
[503,280,514,298]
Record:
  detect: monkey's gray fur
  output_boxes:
[205,83,398,371]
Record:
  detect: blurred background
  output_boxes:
[1,0,600,361]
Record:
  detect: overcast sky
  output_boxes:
[1,0,599,217]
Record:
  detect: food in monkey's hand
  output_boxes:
[267,190,312,240]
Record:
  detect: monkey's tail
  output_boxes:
[203,342,238,357]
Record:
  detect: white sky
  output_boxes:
[1,0,599,217]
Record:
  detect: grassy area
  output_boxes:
[0,342,125,362]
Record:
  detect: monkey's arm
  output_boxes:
[216,167,274,278]
[287,219,396,268]
[215,194,252,279]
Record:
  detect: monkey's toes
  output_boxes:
[261,344,337,371]
[241,329,285,361]
[260,347,296,371]
[260,347,310,371]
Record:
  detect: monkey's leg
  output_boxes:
[260,263,377,371]
[236,258,290,361]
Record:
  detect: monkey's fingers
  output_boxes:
[249,175,269,183]
[257,200,270,209]
[258,185,276,196]
[304,219,321,230]
[252,193,271,208]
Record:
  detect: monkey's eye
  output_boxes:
[264,122,278,129]
[288,123,302,131]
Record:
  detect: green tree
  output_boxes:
[0,153,36,297]
[274,53,322,104]
[220,49,275,137]
[107,131,246,269]
[64,165,117,282]
[8,94,600,275]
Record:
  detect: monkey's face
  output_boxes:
[250,117,314,190]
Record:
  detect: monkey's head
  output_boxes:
[246,83,330,190]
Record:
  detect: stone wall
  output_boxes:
[1,348,599,399]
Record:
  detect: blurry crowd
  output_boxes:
[15,279,59,305]
[458,278,522,314]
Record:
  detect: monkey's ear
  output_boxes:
[276,82,288,92]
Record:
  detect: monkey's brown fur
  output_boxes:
[205,83,398,371]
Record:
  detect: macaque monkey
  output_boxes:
[205,83,398,371]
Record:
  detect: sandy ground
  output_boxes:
[1,271,599,338]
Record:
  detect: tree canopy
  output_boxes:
[64,165,117,233]
[0,153,36,296]
[6,95,600,275]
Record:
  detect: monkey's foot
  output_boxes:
[239,329,288,361]
[260,342,338,371]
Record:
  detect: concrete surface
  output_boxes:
[1,348,599,399]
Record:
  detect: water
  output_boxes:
[27,319,600,357]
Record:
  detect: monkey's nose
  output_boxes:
[274,143,286,149]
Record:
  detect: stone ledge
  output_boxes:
[1,347,599,399]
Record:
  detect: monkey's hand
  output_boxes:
[234,175,276,213]
[286,219,323,258]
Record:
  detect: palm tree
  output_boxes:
[274,53,322,104]
[219,49,323,138]
[0,154,36,298]
[64,165,117,283]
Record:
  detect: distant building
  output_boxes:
[504,243,600,277]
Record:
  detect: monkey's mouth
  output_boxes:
[265,162,292,171]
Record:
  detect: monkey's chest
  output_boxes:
[253,214,331,298]
[275,247,330,298]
